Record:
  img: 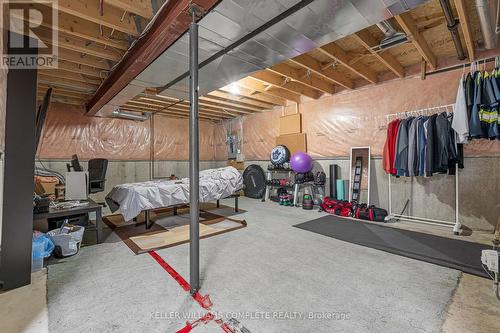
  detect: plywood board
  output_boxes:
[279,113,302,135]
[276,133,307,154]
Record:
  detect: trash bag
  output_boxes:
[32,232,55,258]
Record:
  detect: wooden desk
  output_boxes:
[33,199,103,243]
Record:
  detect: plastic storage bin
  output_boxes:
[48,226,85,258]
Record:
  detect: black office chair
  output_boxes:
[88,158,108,195]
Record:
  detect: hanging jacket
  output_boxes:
[418,117,429,176]
[478,71,499,139]
[465,72,475,122]
[407,116,421,177]
[382,119,401,175]
[394,118,411,177]
[425,114,437,177]
[452,77,469,143]
[469,71,484,138]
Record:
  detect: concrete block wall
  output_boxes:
[246,156,500,231]
[37,160,227,205]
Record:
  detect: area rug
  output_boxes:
[294,215,492,278]
[104,209,246,254]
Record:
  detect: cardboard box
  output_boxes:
[34,177,57,195]
[279,114,302,135]
[227,159,245,171]
[276,133,307,155]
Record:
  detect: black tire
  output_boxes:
[242,165,266,199]
[270,145,290,165]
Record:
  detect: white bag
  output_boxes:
[48,226,85,257]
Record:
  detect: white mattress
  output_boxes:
[105,166,243,221]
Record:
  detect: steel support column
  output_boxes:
[188,11,200,294]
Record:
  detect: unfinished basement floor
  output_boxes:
[2,197,500,333]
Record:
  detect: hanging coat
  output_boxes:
[425,114,438,177]
[418,117,429,176]
[407,116,421,177]
[382,119,401,175]
[394,118,411,177]
[452,77,469,143]
[469,72,484,138]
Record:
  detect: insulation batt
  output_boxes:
[105,166,243,221]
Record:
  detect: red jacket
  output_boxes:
[382,119,401,174]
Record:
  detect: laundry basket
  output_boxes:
[47,225,85,258]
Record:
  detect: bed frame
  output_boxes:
[140,193,240,229]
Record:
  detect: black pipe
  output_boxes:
[439,0,466,60]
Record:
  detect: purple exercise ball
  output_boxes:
[290,151,313,173]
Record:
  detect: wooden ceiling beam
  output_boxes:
[289,54,353,89]
[38,85,92,99]
[453,0,475,60]
[121,106,216,120]
[53,0,139,36]
[395,12,437,70]
[236,77,301,103]
[268,63,335,95]
[124,102,229,119]
[208,90,276,109]
[58,49,112,71]
[130,98,239,116]
[219,86,287,106]
[319,42,378,83]
[251,70,322,99]
[354,29,405,78]
[42,61,106,79]
[39,94,86,106]
[106,0,154,19]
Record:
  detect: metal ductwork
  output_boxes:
[111,108,151,121]
[439,0,466,60]
[125,0,428,100]
[374,20,409,52]
[475,0,499,49]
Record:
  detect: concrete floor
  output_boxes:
[2,197,500,332]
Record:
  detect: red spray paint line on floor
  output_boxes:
[148,250,246,333]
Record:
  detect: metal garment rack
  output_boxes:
[385,104,462,235]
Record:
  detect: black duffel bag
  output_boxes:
[353,204,388,222]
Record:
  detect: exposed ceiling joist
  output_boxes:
[289,54,354,89]
[138,96,253,115]
[219,86,287,106]
[319,42,378,83]
[12,5,129,50]
[54,0,139,36]
[395,12,437,70]
[39,69,102,86]
[124,101,230,119]
[121,106,217,120]
[354,30,405,78]
[58,49,112,71]
[42,61,106,79]
[237,77,301,103]
[38,85,92,100]
[133,97,246,116]
[208,90,277,110]
[198,96,265,113]
[36,30,122,62]
[38,74,99,91]
[39,94,86,106]
[250,71,322,99]
[452,0,475,60]
[268,64,335,95]
[106,0,154,19]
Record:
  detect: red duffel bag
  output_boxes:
[321,197,353,217]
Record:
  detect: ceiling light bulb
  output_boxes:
[229,83,240,95]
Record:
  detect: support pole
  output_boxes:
[189,10,200,294]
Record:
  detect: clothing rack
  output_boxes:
[385,104,461,235]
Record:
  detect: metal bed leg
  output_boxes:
[145,210,153,229]
[216,200,220,208]
[173,206,178,216]
[234,196,239,212]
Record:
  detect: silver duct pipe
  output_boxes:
[376,20,398,37]
[439,0,466,60]
[374,20,409,51]
[476,0,499,49]
[111,109,151,121]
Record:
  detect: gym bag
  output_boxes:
[321,197,353,217]
[353,204,388,222]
